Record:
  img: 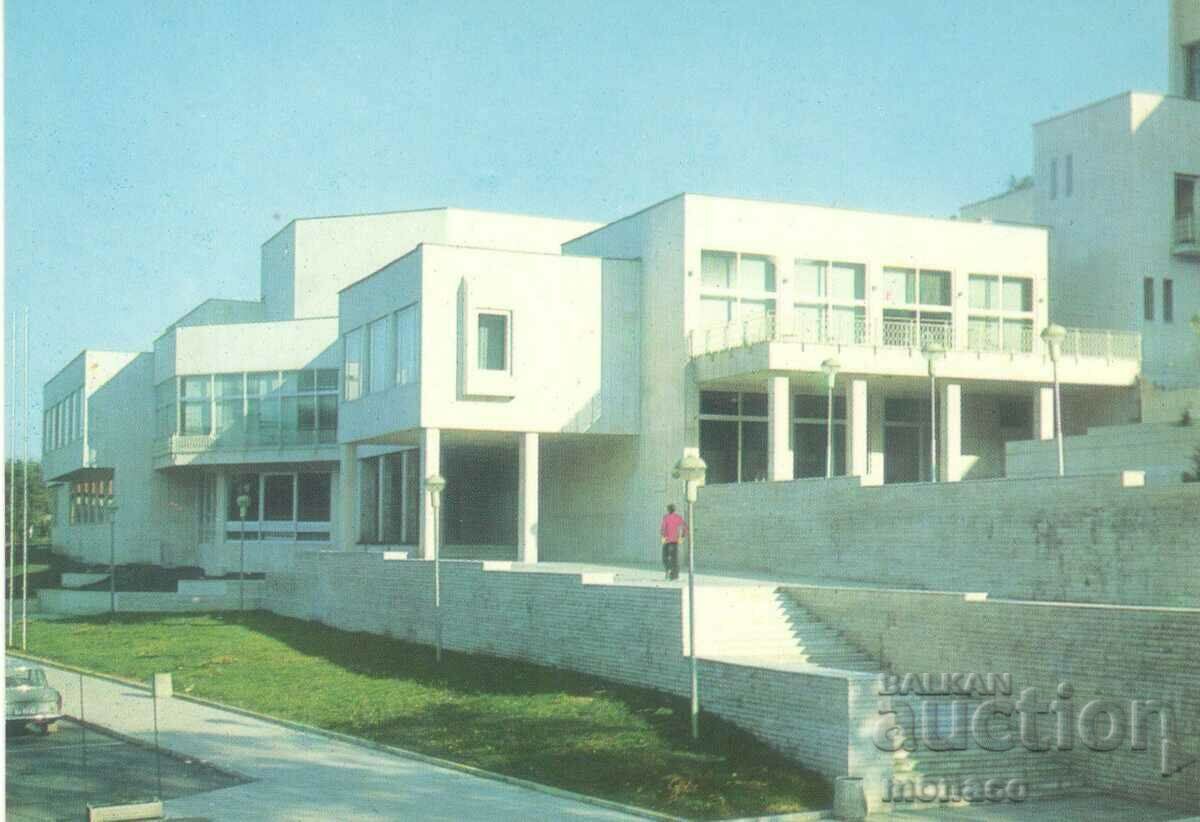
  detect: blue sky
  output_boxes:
[5,1,1165,455]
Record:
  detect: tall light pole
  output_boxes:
[108,498,119,615]
[237,485,252,611]
[1041,324,1067,477]
[820,359,840,478]
[425,473,446,664]
[673,451,707,741]
[8,312,16,647]
[923,343,946,483]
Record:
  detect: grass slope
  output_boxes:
[27,612,830,819]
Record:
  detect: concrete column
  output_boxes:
[767,376,793,481]
[865,389,885,486]
[419,428,440,560]
[939,383,963,483]
[338,443,357,549]
[517,432,539,564]
[845,378,869,478]
[1034,386,1055,440]
[214,472,228,574]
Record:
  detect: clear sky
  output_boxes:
[5,0,1166,456]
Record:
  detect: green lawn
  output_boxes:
[26,612,831,819]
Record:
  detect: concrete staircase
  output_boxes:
[693,585,1080,801]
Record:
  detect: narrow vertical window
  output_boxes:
[478,313,509,371]
[1049,158,1058,200]
[1064,154,1073,197]
[1144,277,1155,321]
[1163,278,1174,323]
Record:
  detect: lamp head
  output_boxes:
[425,473,447,508]
[673,452,707,485]
[1041,323,1067,362]
[820,358,840,389]
[922,342,946,375]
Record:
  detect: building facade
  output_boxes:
[962,0,1200,389]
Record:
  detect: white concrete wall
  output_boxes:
[44,350,141,481]
[158,317,339,382]
[40,582,266,615]
[337,244,640,443]
[267,209,602,322]
[53,353,165,565]
[565,196,691,563]
[1033,92,1200,388]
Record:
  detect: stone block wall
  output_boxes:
[788,585,1200,809]
[261,553,886,802]
[694,474,1200,606]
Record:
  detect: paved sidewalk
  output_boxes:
[24,658,647,822]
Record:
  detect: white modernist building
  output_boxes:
[962,0,1200,390]
[44,189,1143,572]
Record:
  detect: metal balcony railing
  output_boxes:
[688,311,1141,364]
[1174,213,1196,246]
[155,427,337,457]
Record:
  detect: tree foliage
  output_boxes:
[5,460,53,541]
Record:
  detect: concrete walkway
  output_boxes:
[23,657,647,822]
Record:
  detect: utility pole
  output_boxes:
[22,308,30,650]
[8,312,16,646]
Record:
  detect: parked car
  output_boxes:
[6,659,62,734]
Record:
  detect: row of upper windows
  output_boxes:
[343,303,420,402]
[43,389,83,453]
[156,368,339,440]
[700,251,1033,311]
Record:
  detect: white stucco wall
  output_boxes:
[1031,92,1200,388]
[155,317,339,384]
[265,208,603,322]
[337,244,640,443]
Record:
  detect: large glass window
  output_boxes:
[793,259,866,343]
[180,376,212,435]
[1188,43,1200,100]
[882,267,953,348]
[343,327,364,401]
[297,473,332,522]
[699,250,777,333]
[228,473,260,523]
[395,304,419,385]
[698,391,770,484]
[368,316,391,393]
[478,313,509,371]
[263,475,295,521]
[968,274,1034,353]
[214,374,243,436]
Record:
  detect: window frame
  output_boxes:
[699,249,779,332]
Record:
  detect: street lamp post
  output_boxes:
[108,499,119,615]
[820,359,840,479]
[425,473,447,664]
[1041,324,1068,477]
[673,451,707,741]
[237,485,251,611]
[923,343,946,483]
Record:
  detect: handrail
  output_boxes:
[690,313,1141,362]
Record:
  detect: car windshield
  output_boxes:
[6,669,47,688]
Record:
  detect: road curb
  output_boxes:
[10,651,684,821]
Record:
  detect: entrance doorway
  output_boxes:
[883,398,931,483]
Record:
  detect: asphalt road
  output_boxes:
[6,719,246,821]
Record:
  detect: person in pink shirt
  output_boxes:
[660,504,687,581]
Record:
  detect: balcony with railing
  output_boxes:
[688,312,1141,378]
[1173,212,1199,256]
[154,423,338,468]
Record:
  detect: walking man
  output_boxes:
[660,504,686,581]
